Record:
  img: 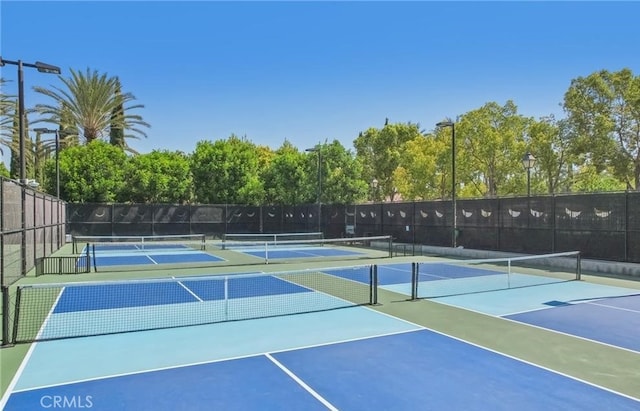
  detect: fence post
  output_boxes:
[1,286,11,347]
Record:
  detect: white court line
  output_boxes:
[587,301,640,314]
[11,328,419,393]
[265,353,338,411]
[145,255,159,264]
[173,276,204,302]
[8,278,640,405]
[378,265,412,274]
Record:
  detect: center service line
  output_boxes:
[265,353,338,411]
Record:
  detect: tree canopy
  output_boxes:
[2,67,640,203]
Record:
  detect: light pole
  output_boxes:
[33,128,68,198]
[306,146,322,233]
[371,178,378,202]
[521,152,536,197]
[0,57,61,184]
[0,57,61,279]
[436,121,457,247]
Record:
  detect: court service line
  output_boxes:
[12,329,420,394]
[172,276,204,302]
[378,266,412,275]
[587,301,640,314]
[146,255,159,265]
[264,353,338,411]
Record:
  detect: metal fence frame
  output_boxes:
[2,176,66,346]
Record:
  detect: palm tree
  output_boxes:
[0,78,16,156]
[33,68,150,150]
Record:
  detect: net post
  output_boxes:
[576,252,582,280]
[264,242,269,264]
[72,236,77,254]
[387,236,392,258]
[85,246,91,273]
[11,287,22,345]
[1,286,12,347]
[91,244,98,272]
[411,262,418,300]
[370,265,378,305]
[224,276,229,320]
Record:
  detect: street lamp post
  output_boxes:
[521,152,536,197]
[436,121,457,248]
[33,128,65,198]
[0,57,61,184]
[371,178,378,202]
[0,57,61,279]
[305,146,322,233]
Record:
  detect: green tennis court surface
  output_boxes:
[2,251,639,410]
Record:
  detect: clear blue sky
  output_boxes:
[2,1,640,168]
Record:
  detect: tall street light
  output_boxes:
[436,121,457,248]
[1,57,61,278]
[0,57,61,184]
[371,178,378,202]
[306,146,322,233]
[33,128,67,198]
[521,152,536,197]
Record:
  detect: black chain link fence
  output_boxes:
[66,191,640,263]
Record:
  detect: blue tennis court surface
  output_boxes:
[54,276,310,313]
[505,293,640,352]
[3,261,640,410]
[4,326,639,410]
[236,246,363,259]
[84,243,224,267]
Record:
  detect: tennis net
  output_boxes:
[411,251,581,299]
[72,234,207,253]
[223,232,324,243]
[11,265,377,343]
[219,235,393,263]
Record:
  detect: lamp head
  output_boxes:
[33,128,56,134]
[35,61,61,74]
[521,152,536,169]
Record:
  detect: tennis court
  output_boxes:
[1,245,640,410]
[69,234,393,272]
[219,235,393,264]
[87,243,224,268]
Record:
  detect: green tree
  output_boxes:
[262,141,308,205]
[9,101,19,178]
[527,116,574,194]
[34,68,150,147]
[354,121,423,201]
[119,150,193,203]
[109,78,126,150]
[397,133,450,200]
[190,135,264,204]
[0,162,9,178]
[309,140,367,205]
[0,78,15,156]
[563,68,640,190]
[58,140,127,202]
[571,164,626,193]
[456,101,530,197]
